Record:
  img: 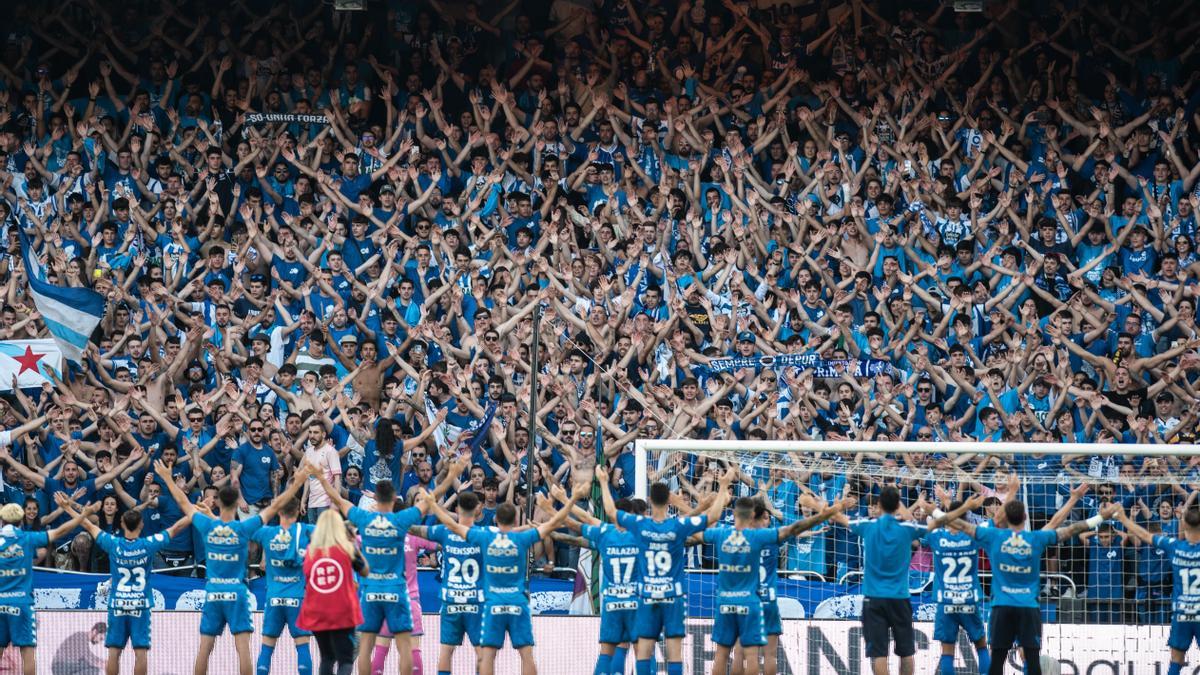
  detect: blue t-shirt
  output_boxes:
[232,443,279,504]
[974,526,1057,608]
[0,529,48,606]
[347,506,421,592]
[703,526,779,603]
[193,513,264,594]
[848,514,928,599]
[427,524,484,605]
[466,526,541,606]
[616,511,708,600]
[1153,534,1200,622]
[97,531,171,609]
[360,441,402,494]
[1088,540,1125,600]
[582,523,641,605]
[252,522,312,600]
[924,528,982,606]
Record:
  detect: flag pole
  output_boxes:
[524,303,541,523]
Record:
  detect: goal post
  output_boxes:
[631,437,1191,654]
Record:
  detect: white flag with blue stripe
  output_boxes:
[19,230,105,365]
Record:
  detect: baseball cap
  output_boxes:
[737,331,755,342]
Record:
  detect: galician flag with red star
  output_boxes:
[0,339,61,390]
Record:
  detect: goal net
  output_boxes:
[631,439,1185,672]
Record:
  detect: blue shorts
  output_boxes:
[933,604,986,644]
[712,601,765,648]
[635,597,686,640]
[480,603,533,649]
[199,591,253,636]
[1169,620,1200,651]
[359,591,413,635]
[0,606,35,648]
[106,608,152,649]
[263,599,311,639]
[599,599,638,645]
[440,604,482,647]
[762,600,782,637]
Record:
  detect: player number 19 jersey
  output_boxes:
[617,511,707,600]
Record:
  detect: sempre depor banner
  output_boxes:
[14,613,1183,674]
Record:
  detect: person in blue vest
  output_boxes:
[829,488,980,675]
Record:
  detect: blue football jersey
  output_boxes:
[848,515,928,599]
[759,537,781,602]
[192,513,264,593]
[924,529,982,606]
[466,527,541,605]
[974,526,1057,608]
[582,523,641,603]
[97,532,171,610]
[0,529,48,606]
[616,511,708,600]
[348,506,422,592]
[703,526,779,603]
[252,523,312,600]
[1154,534,1200,621]
[427,524,484,605]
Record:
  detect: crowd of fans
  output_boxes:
[0,0,1198,622]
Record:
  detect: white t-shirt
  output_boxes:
[304,441,342,508]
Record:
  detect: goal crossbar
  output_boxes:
[632,439,1195,498]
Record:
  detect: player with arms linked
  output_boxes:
[829,488,982,675]
[551,466,646,675]
[0,494,96,675]
[925,494,992,675]
[422,480,586,675]
[702,493,849,675]
[251,488,314,674]
[406,456,484,675]
[1113,495,1200,675]
[154,459,310,675]
[311,457,454,675]
[948,495,1118,675]
[60,494,193,675]
[621,468,736,675]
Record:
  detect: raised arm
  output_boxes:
[701,468,737,524]
[928,494,986,530]
[421,490,469,539]
[537,481,588,538]
[1055,502,1119,542]
[48,493,101,543]
[1113,504,1153,545]
[259,464,314,522]
[779,497,853,540]
[151,460,196,517]
[307,459,353,516]
[56,495,101,539]
[595,465,617,521]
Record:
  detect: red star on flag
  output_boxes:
[13,346,44,376]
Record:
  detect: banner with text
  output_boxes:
[706,352,894,378]
[25,613,1177,674]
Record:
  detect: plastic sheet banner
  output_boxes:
[23,613,1177,674]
